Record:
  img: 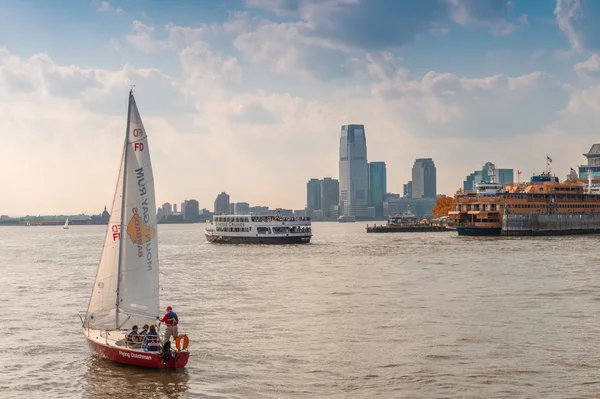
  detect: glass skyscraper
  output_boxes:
[321,177,339,212]
[339,124,368,217]
[411,158,437,199]
[368,162,387,218]
[306,178,322,211]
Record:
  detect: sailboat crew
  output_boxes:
[157,305,179,342]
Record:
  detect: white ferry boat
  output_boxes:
[205,214,312,244]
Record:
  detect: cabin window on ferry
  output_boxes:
[257,227,270,234]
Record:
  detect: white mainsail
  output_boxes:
[64,217,69,229]
[85,91,159,331]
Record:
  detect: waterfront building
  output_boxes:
[161,202,173,216]
[214,192,230,214]
[580,144,600,182]
[307,178,322,211]
[463,162,514,191]
[321,177,339,214]
[250,205,270,214]
[368,162,387,218]
[183,200,200,221]
[234,202,250,214]
[403,181,412,198]
[173,204,178,213]
[411,158,436,199]
[339,124,368,217]
[383,197,436,219]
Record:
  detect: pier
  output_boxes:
[366,224,451,233]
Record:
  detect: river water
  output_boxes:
[1,222,600,398]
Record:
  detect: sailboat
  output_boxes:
[63,217,69,229]
[81,90,190,369]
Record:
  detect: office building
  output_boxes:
[339,124,368,217]
[321,177,339,213]
[368,162,387,218]
[250,205,270,214]
[411,158,436,199]
[214,192,230,214]
[463,162,514,191]
[183,200,199,221]
[403,181,412,198]
[234,202,250,214]
[161,202,172,216]
[307,178,322,211]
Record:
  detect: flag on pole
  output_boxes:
[547,156,553,163]
[518,170,523,175]
[570,167,576,174]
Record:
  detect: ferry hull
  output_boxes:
[456,226,502,236]
[85,333,189,369]
[205,234,311,244]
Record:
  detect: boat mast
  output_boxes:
[115,89,133,329]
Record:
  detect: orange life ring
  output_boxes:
[175,334,189,350]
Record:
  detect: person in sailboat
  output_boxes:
[144,325,160,352]
[126,325,141,348]
[157,306,179,343]
[139,324,149,339]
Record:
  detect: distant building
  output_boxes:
[274,208,293,217]
[173,204,178,214]
[411,158,436,199]
[229,203,235,214]
[307,178,322,211]
[463,162,514,191]
[91,206,110,224]
[580,144,600,181]
[321,177,339,213]
[161,202,173,216]
[250,205,270,214]
[214,192,230,214]
[386,193,400,200]
[383,197,436,219]
[234,202,250,214]
[339,124,368,217]
[183,200,200,221]
[403,181,412,198]
[368,162,386,218]
[101,206,110,224]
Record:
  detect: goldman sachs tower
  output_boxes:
[339,124,368,218]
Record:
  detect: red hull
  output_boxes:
[86,336,189,369]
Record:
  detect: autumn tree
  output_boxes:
[432,195,454,218]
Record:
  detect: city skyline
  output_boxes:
[3,1,600,215]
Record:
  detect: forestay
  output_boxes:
[85,91,160,330]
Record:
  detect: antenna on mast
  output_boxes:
[129,84,136,94]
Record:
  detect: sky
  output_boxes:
[2,0,600,215]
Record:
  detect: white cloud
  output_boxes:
[447,0,527,36]
[125,21,168,53]
[94,1,124,15]
[555,0,583,52]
